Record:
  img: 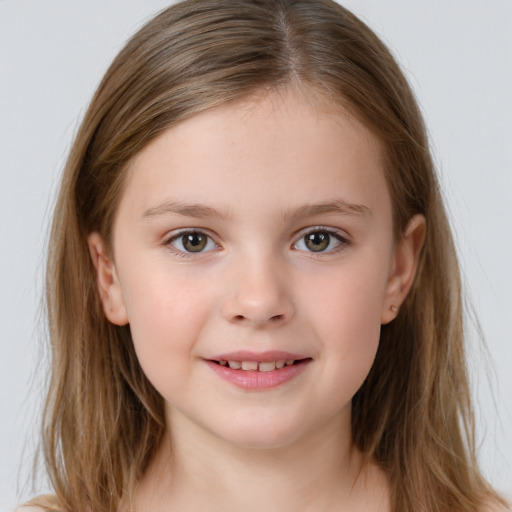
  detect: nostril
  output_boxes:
[231,313,285,324]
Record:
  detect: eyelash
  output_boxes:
[293,226,351,257]
[163,226,351,258]
[163,229,220,259]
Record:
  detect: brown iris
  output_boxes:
[304,231,330,252]
[182,233,208,252]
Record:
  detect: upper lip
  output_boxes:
[207,350,309,362]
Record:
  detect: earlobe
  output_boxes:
[381,214,426,324]
[88,232,129,326]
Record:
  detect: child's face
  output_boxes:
[92,89,415,449]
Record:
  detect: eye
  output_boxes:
[167,230,218,254]
[294,229,349,253]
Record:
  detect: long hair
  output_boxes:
[30,1,504,511]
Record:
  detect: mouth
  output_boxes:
[205,352,312,390]
[209,358,311,372]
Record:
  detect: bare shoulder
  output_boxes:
[481,497,512,512]
[13,495,62,512]
[13,507,48,512]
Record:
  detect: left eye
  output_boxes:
[294,230,347,253]
[169,231,218,253]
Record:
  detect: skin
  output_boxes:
[89,88,426,511]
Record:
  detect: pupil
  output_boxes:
[306,232,329,252]
[183,233,207,252]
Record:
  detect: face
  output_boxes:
[90,89,422,450]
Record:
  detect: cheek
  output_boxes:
[300,254,389,385]
[119,267,216,387]
[308,261,386,335]
[316,285,382,368]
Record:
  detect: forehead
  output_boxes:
[119,88,388,222]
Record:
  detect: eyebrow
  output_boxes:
[141,198,371,221]
[142,201,231,220]
[281,199,372,221]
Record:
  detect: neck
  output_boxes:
[134,409,390,512]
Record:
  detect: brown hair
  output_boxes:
[30,0,504,511]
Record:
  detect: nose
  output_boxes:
[221,255,295,328]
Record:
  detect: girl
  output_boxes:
[18,0,509,511]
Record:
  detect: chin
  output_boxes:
[220,428,303,451]
[208,411,313,451]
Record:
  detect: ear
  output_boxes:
[88,232,129,326]
[381,214,426,324]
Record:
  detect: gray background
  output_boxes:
[1,1,511,509]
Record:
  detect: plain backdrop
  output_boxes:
[1,1,511,509]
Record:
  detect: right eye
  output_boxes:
[167,230,218,254]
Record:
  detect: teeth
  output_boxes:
[222,360,297,371]
[258,361,276,372]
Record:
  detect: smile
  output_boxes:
[205,352,312,390]
[214,359,299,371]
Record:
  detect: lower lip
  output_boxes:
[205,360,311,390]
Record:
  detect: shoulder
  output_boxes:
[481,497,512,512]
[13,495,62,512]
[13,507,47,512]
